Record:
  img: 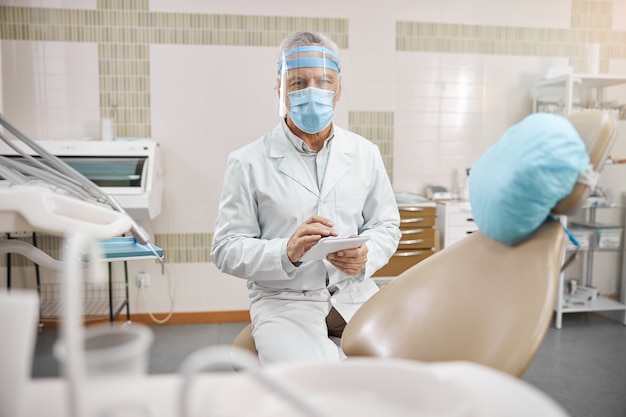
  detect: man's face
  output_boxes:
[282,66,342,113]
[276,47,343,118]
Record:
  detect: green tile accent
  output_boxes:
[97,0,149,11]
[571,0,613,30]
[397,0,624,73]
[0,233,213,266]
[154,233,212,264]
[0,4,348,139]
[349,111,394,182]
[0,235,61,268]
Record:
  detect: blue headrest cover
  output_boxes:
[469,113,589,246]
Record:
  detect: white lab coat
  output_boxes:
[211,122,401,363]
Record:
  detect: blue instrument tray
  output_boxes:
[99,236,163,260]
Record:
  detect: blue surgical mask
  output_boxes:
[287,87,335,134]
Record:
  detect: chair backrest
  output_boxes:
[553,111,617,215]
[341,221,565,377]
[342,111,617,377]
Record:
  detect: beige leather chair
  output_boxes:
[342,111,617,377]
[233,111,617,376]
[232,322,257,354]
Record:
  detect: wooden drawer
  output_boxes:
[399,206,435,228]
[373,249,435,277]
[397,227,435,249]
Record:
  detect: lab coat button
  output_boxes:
[331,298,337,304]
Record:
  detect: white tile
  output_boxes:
[394,0,444,22]
[395,96,441,112]
[609,59,626,75]
[396,52,442,73]
[440,83,484,98]
[349,18,396,51]
[395,125,440,144]
[2,41,99,140]
[44,90,68,107]
[396,110,440,126]
[440,126,482,143]
[395,154,441,174]
[149,0,352,16]
[440,68,485,85]
[395,81,441,98]
[440,140,472,158]
[342,79,396,110]
[441,53,485,68]
[613,0,626,30]
[440,97,484,113]
[440,112,483,128]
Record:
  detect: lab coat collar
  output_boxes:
[269,121,353,199]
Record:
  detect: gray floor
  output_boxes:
[33,313,626,417]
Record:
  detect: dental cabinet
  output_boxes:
[435,200,478,249]
[373,193,437,279]
[0,139,163,221]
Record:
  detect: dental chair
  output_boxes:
[233,111,617,377]
[342,111,616,377]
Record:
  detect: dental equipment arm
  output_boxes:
[0,112,153,246]
[0,131,86,192]
[0,185,133,239]
[0,154,91,200]
[0,161,29,185]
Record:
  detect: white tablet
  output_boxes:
[299,236,370,262]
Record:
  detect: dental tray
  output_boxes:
[99,236,163,260]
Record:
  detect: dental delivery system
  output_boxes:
[0,112,162,262]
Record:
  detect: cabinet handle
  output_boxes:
[400,217,424,224]
[392,251,424,257]
[400,207,425,212]
[401,229,424,235]
[399,239,424,245]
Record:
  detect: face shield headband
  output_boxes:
[278,46,341,118]
[277,46,341,74]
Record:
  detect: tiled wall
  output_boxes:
[1,0,625,313]
[397,1,625,73]
[0,1,348,138]
[349,111,394,182]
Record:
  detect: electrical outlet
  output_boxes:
[135,272,150,288]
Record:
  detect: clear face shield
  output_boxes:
[277,46,341,133]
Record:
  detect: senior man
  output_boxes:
[211,31,400,364]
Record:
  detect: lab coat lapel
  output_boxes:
[269,128,319,196]
[320,131,352,200]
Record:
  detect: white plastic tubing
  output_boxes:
[0,239,65,272]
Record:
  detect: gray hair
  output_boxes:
[277,31,340,58]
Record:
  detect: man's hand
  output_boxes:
[326,238,368,275]
[287,215,337,264]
